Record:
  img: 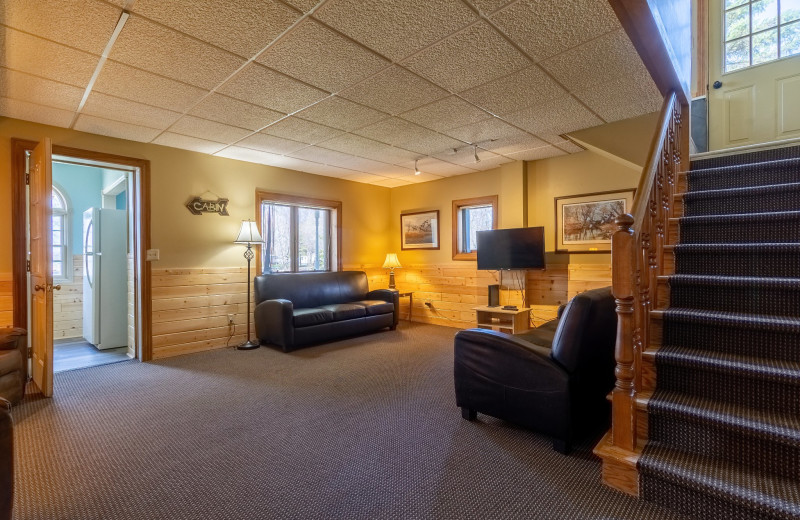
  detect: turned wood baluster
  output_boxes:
[612,214,637,451]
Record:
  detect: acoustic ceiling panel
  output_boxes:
[0,27,98,89]
[400,96,492,133]
[217,63,329,114]
[214,146,285,166]
[189,93,285,131]
[403,22,531,93]
[74,114,162,143]
[152,132,227,154]
[82,91,183,129]
[237,132,310,155]
[130,0,301,58]
[169,115,253,144]
[0,68,84,112]
[573,77,663,123]
[459,65,568,117]
[506,145,568,161]
[261,117,343,145]
[313,0,477,61]
[0,97,74,128]
[110,15,246,90]
[317,133,419,164]
[338,66,449,115]
[295,97,388,131]
[256,19,389,92]
[372,177,411,187]
[489,0,620,62]
[504,95,603,136]
[468,0,516,15]
[355,118,466,156]
[398,157,476,176]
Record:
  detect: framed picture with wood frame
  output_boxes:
[554,189,635,253]
[401,210,440,250]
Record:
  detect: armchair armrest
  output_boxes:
[366,289,399,328]
[254,299,294,351]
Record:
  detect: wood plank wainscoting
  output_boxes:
[149,263,609,360]
[0,273,12,328]
[53,254,84,340]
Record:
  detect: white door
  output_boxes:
[708,0,800,150]
[82,208,99,345]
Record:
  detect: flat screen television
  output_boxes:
[476,226,545,270]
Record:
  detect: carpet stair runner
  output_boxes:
[638,145,800,520]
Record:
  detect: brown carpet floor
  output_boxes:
[11,323,684,519]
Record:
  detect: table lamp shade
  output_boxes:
[382,253,402,269]
[235,220,263,244]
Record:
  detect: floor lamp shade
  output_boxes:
[235,220,261,350]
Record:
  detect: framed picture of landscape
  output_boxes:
[554,189,635,253]
[401,210,440,250]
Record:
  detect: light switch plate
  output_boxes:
[146,249,160,261]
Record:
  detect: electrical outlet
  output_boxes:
[227,314,234,325]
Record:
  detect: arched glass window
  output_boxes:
[52,186,69,279]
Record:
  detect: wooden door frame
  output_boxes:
[11,139,153,361]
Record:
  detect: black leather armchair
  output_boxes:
[1,398,13,520]
[454,287,617,454]
[0,328,27,406]
[254,271,399,351]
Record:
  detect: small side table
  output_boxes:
[474,305,531,334]
[394,291,413,321]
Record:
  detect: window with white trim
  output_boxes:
[51,186,69,279]
[723,0,800,72]
[452,195,498,261]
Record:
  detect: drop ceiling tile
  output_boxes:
[313,0,477,61]
[354,118,465,155]
[480,133,549,156]
[214,146,286,166]
[0,27,98,88]
[445,117,528,144]
[110,15,245,90]
[541,29,651,94]
[169,115,253,144]
[189,94,284,131]
[340,172,389,183]
[0,68,83,111]
[94,60,208,112]
[490,0,620,62]
[130,0,301,58]
[262,117,343,144]
[338,156,404,174]
[238,133,309,155]
[403,22,530,93]
[554,140,585,153]
[217,63,329,114]
[572,75,663,122]
[288,145,368,169]
[399,96,492,133]
[467,154,514,171]
[372,177,411,187]
[404,172,444,183]
[504,95,603,136]
[82,91,182,129]
[506,145,567,161]
[295,97,388,131]
[152,132,227,154]
[432,146,501,166]
[74,114,162,143]
[338,66,449,115]
[468,0,516,15]
[256,19,389,92]
[358,163,417,178]
[459,66,568,116]
[397,157,476,176]
[0,97,74,128]
[0,0,122,55]
[318,134,418,164]
[297,162,366,179]
[281,0,319,13]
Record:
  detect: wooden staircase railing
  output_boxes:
[594,91,688,496]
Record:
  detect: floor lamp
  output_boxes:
[234,220,262,350]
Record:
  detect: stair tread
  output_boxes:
[649,389,800,446]
[687,156,800,176]
[656,345,800,386]
[673,243,800,253]
[683,181,800,200]
[676,209,800,223]
[640,442,800,519]
[667,274,800,288]
[663,308,800,332]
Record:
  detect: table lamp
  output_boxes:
[382,253,402,289]
[234,219,263,350]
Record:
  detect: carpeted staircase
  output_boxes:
[638,146,800,519]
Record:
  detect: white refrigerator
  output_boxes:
[82,208,128,350]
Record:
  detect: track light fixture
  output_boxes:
[473,145,480,163]
[414,159,421,175]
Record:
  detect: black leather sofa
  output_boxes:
[0,328,27,406]
[254,271,399,351]
[454,287,617,453]
[1,398,13,520]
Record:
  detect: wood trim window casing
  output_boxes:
[452,195,498,261]
[10,139,153,361]
[254,190,343,275]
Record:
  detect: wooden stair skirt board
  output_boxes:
[597,142,800,519]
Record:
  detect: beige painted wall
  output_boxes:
[0,117,392,272]
[527,149,643,265]
[388,161,526,266]
[568,112,660,167]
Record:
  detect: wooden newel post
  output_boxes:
[611,213,637,451]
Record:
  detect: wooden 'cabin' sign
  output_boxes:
[186,196,229,216]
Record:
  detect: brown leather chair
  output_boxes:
[0,328,27,405]
[0,397,13,520]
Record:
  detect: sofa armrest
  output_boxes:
[366,289,399,328]
[0,329,25,352]
[254,299,294,351]
[454,329,568,391]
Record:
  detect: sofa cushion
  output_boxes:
[352,300,394,316]
[293,308,334,327]
[514,319,559,349]
[254,272,369,308]
[0,351,21,378]
[320,303,366,321]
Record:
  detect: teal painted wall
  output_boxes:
[52,162,103,252]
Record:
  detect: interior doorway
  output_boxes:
[11,140,152,397]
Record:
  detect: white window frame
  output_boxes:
[723,0,800,73]
[51,184,71,281]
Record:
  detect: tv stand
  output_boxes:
[474,305,531,334]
